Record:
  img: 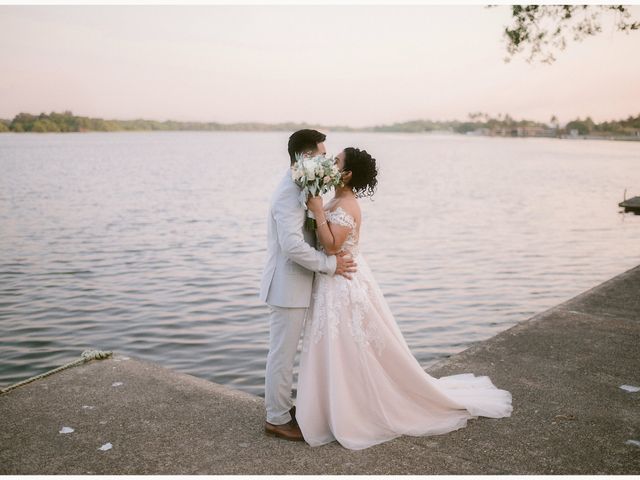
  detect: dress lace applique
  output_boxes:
[302,205,385,356]
[326,205,356,228]
[322,206,359,256]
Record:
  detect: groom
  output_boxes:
[260,129,357,441]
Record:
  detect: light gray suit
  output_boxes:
[260,168,337,425]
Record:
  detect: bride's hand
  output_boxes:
[306,194,323,212]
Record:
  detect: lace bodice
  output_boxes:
[303,203,384,356]
[317,206,359,256]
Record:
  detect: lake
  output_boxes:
[1,131,639,397]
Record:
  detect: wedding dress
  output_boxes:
[295,205,513,450]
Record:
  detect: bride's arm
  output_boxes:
[307,197,352,255]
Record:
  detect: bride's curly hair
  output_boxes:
[343,147,378,199]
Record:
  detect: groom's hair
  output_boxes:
[288,129,326,165]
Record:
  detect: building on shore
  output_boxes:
[467,125,558,138]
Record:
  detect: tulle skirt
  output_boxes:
[296,253,513,450]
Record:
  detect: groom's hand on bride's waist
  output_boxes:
[335,251,357,280]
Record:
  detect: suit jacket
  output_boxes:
[259,168,337,307]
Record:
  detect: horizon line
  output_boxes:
[4,109,640,129]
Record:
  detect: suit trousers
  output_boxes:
[264,304,307,425]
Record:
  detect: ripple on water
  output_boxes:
[1,132,639,394]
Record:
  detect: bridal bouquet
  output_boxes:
[291,152,342,230]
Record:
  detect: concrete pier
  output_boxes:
[1,265,639,474]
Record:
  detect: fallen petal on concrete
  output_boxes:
[59,426,74,434]
[619,385,640,393]
[98,442,112,451]
[111,382,124,387]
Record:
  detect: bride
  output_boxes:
[295,147,513,450]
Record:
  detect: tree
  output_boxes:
[492,5,639,64]
[566,118,592,135]
[10,112,36,132]
[31,119,60,132]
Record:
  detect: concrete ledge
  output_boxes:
[1,265,639,474]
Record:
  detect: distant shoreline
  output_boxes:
[1,110,639,141]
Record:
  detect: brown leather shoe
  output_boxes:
[264,418,304,441]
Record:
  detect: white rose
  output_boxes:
[303,160,316,180]
[292,167,303,180]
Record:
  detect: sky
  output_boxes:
[0,5,639,127]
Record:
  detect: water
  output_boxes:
[1,131,639,397]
